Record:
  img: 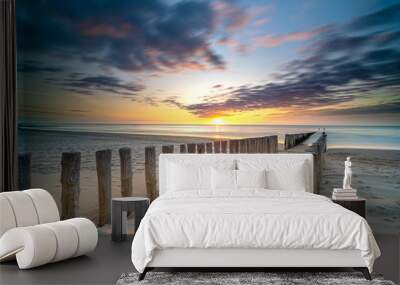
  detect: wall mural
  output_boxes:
[17,0,400,233]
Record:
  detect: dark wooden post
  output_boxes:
[18,153,31,190]
[145,146,157,201]
[322,133,327,152]
[180,144,187,153]
[119,148,133,197]
[284,134,289,150]
[162,145,174,153]
[214,141,221,153]
[306,145,320,194]
[206,142,213,153]
[258,138,265,153]
[187,143,196,153]
[197,143,206,153]
[247,138,256,153]
[261,137,270,153]
[229,140,234,153]
[96,149,112,226]
[61,152,81,220]
[235,140,240,153]
[253,138,259,153]
[229,140,236,153]
[221,141,228,153]
[270,135,278,153]
[239,139,248,153]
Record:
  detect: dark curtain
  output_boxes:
[0,0,17,192]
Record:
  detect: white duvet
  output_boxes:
[131,190,380,273]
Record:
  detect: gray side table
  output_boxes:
[112,197,150,242]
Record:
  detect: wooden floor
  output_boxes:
[0,233,398,285]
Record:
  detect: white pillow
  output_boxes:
[266,161,307,191]
[167,162,211,192]
[211,168,237,191]
[237,169,267,189]
[237,159,309,191]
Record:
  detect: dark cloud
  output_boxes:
[17,0,225,72]
[178,4,400,117]
[68,109,89,113]
[18,60,63,73]
[133,97,159,107]
[348,3,400,30]
[18,106,89,116]
[162,97,186,109]
[62,75,144,97]
[318,101,400,116]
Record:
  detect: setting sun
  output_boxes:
[211,118,223,125]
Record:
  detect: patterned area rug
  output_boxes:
[116,272,395,285]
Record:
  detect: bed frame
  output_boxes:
[138,154,372,281]
[139,248,371,280]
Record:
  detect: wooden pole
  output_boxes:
[220,141,228,153]
[145,146,157,201]
[197,143,206,153]
[187,143,196,153]
[214,141,221,153]
[180,144,187,153]
[119,148,133,197]
[270,135,278,153]
[234,140,240,153]
[18,153,31,190]
[61,152,81,220]
[247,138,256,153]
[284,134,289,150]
[229,140,236,153]
[162,145,174,153]
[96,149,112,226]
[206,142,213,153]
[261,137,269,153]
[254,138,261,153]
[255,138,260,153]
[239,139,248,153]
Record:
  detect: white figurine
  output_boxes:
[343,156,352,189]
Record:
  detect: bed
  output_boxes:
[131,154,380,280]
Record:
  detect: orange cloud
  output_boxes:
[79,21,133,38]
[217,37,249,54]
[255,26,328,47]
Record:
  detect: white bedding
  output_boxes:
[131,190,380,273]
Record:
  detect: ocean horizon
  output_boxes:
[19,122,400,150]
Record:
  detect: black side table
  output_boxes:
[112,197,150,242]
[332,198,366,218]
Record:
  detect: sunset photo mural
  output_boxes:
[16,0,400,233]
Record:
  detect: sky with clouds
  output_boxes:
[17,0,400,125]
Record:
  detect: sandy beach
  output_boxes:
[320,148,400,234]
[20,127,400,234]
[30,146,400,235]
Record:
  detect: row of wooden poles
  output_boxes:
[18,148,133,226]
[145,136,279,201]
[284,132,315,150]
[18,135,279,226]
